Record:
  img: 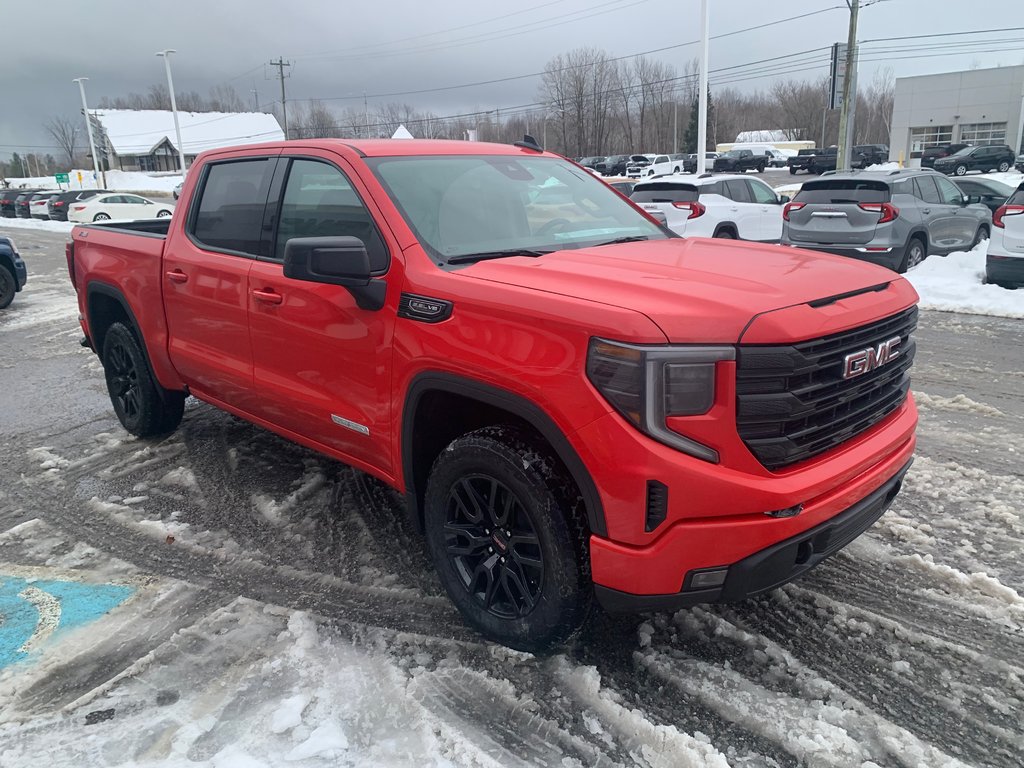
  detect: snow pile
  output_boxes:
[905,242,1023,318]
[3,169,182,194]
[0,218,74,233]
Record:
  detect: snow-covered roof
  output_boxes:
[734,130,795,143]
[94,109,284,156]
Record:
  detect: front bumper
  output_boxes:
[986,254,1024,286]
[13,256,27,290]
[595,457,912,612]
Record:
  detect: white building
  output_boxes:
[90,109,284,172]
[889,65,1024,165]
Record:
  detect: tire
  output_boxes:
[93,212,111,221]
[997,161,1010,173]
[157,209,172,217]
[972,226,989,248]
[0,265,16,310]
[713,227,737,239]
[789,167,797,175]
[101,322,185,437]
[423,426,590,652]
[673,166,680,173]
[898,237,926,273]
[954,164,968,176]
[757,163,765,173]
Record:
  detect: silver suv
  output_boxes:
[781,169,992,272]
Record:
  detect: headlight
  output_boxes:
[586,338,734,463]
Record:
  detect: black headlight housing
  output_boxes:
[586,338,734,462]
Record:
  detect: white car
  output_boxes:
[766,148,790,168]
[68,194,174,223]
[986,182,1024,287]
[631,173,789,242]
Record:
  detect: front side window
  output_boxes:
[369,155,667,265]
[275,159,388,272]
[191,158,276,256]
[935,176,965,205]
[748,180,778,204]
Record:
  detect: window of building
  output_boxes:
[909,126,953,158]
[959,122,1007,146]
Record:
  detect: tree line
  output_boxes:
[4,47,895,180]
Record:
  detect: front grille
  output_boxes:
[736,307,917,470]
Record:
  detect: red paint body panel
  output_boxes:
[69,138,921,604]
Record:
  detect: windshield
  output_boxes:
[368,154,667,265]
[950,146,974,157]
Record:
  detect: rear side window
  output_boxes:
[191,158,276,256]
[630,184,698,204]
[913,177,942,204]
[794,180,889,204]
[724,179,752,203]
[275,158,389,273]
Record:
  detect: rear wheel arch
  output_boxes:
[713,223,738,239]
[402,373,606,538]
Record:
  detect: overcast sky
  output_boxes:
[2,0,1023,159]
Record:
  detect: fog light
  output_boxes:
[764,504,803,519]
[686,568,728,590]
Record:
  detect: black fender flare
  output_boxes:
[402,372,607,537]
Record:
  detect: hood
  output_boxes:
[458,238,904,343]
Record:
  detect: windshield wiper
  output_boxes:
[447,249,550,265]
[591,236,650,247]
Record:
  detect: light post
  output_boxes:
[156,49,187,174]
[696,0,710,174]
[72,77,103,188]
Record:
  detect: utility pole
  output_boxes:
[673,101,679,154]
[270,58,292,139]
[696,0,710,174]
[156,50,187,174]
[73,77,103,188]
[836,0,859,171]
[364,92,369,139]
[251,82,260,112]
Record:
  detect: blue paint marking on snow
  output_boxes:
[0,575,134,669]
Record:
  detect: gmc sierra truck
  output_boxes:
[67,138,919,651]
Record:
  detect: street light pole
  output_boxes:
[72,77,102,188]
[156,49,187,174]
[696,0,710,174]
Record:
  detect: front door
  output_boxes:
[247,154,400,476]
[934,175,976,249]
[747,178,783,242]
[163,154,279,407]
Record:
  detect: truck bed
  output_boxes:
[78,218,172,238]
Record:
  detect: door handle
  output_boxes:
[165,269,188,284]
[252,288,283,305]
[921,208,931,214]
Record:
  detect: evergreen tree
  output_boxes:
[683,89,715,153]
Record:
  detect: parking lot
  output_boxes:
[0,224,1020,766]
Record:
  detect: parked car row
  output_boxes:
[625,167,999,276]
[0,187,174,222]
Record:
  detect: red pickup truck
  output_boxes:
[67,138,918,651]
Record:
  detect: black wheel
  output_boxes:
[972,226,989,248]
[93,212,111,221]
[424,426,590,652]
[156,209,172,218]
[101,322,185,437]
[673,166,680,173]
[997,161,1010,173]
[0,265,15,310]
[789,167,797,175]
[714,228,737,239]
[898,237,926,273]
[954,164,968,176]
[757,163,765,173]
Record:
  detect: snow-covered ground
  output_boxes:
[1,226,1022,768]
[906,242,1023,319]
[4,169,183,195]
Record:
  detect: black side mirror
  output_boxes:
[965,194,980,205]
[283,236,386,310]
[779,194,791,204]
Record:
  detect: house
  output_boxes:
[90,109,284,172]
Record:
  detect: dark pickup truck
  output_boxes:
[851,145,890,169]
[787,149,818,175]
[806,146,839,175]
[712,149,766,174]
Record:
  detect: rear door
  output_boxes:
[163,153,279,407]
[933,175,975,249]
[246,152,400,474]
[997,186,1024,254]
[786,179,889,244]
[747,178,783,241]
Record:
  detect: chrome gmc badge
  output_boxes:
[842,336,902,380]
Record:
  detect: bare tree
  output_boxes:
[44,116,80,165]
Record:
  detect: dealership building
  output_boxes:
[889,65,1024,165]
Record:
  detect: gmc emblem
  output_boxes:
[842,336,902,380]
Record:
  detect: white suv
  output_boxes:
[987,182,1024,287]
[630,174,789,241]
